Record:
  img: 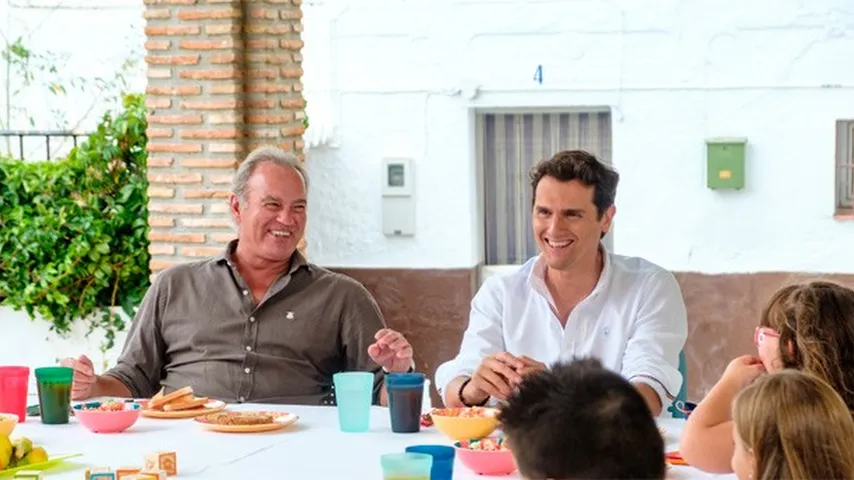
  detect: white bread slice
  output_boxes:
[148,386,194,410]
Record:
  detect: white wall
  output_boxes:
[303,0,854,274]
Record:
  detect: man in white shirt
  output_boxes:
[435,150,688,416]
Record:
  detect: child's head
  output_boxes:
[497,358,665,479]
[731,370,854,480]
[756,281,854,409]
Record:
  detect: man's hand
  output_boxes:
[721,355,766,391]
[59,355,97,401]
[516,356,547,376]
[368,328,414,373]
[463,352,526,404]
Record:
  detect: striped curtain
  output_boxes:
[837,121,854,209]
[480,112,613,266]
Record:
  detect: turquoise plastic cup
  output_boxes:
[381,452,433,480]
[333,372,374,432]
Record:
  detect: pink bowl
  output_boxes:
[454,438,517,476]
[72,401,141,433]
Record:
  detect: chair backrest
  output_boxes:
[667,350,688,419]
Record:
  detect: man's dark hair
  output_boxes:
[529,150,619,219]
[497,358,666,480]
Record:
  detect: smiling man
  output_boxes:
[435,150,687,416]
[61,146,415,406]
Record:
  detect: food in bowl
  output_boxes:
[429,407,500,441]
[72,400,141,434]
[455,437,517,475]
[0,413,18,436]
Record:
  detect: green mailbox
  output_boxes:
[706,137,747,190]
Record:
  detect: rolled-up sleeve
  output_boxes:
[434,277,506,399]
[340,280,386,405]
[621,270,688,409]
[103,273,168,398]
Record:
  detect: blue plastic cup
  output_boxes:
[381,452,433,480]
[333,372,374,432]
[387,373,425,433]
[405,445,455,480]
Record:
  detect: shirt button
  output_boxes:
[245,346,252,352]
[244,367,251,374]
[249,316,256,323]
[242,289,249,296]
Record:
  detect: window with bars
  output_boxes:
[837,120,854,212]
[478,111,613,266]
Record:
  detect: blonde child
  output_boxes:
[731,369,854,479]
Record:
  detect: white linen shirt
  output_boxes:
[434,249,688,411]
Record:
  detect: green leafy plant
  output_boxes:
[0,93,150,351]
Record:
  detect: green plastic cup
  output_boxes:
[35,367,73,425]
[381,452,433,480]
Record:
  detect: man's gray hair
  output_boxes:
[232,146,308,204]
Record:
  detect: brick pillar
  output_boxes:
[143,0,306,273]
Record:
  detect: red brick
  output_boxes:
[148,156,174,168]
[292,22,304,33]
[281,125,306,137]
[210,233,236,243]
[245,25,291,35]
[295,139,305,151]
[247,68,278,79]
[247,129,279,139]
[148,216,174,227]
[145,98,172,109]
[149,232,206,243]
[145,25,200,36]
[211,53,241,64]
[182,246,226,257]
[247,39,278,49]
[148,204,204,214]
[146,69,172,79]
[146,127,174,138]
[147,143,203,154]
[181,216,233,226]
[149,114,203,125]
[144,0,196,4]
[146,85,202,96]
[179,39,240,50]
[209,203,231,214]
[149,244,176,255]
[180,99,242,110]
[249,8,277,19]
[150,261,178,272]
[247,84,291,94]
[143,8,171,19]
[210,83,242,94]
[247,53,291,64]
[280,39,304,50]
[293,52,303,62]
[177,8,241,21]
[280,67,303,79]
[145,40,171,51]
[280,9,302,20]
[148,187,175,198]
[280,98,305,109]
[180,158,238,168]
[293,82,303,92]
[145,55,201,66]
[209,114,243,124]
[206,24,241,35]
[148,173,204,184]
[247,113,294,124]
[246,99,276,109]
[179,69,242,80]
[210,174,235,185]
[210,144,242,154]
[180,129,242,140]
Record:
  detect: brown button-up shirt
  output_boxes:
[104,241,386,405]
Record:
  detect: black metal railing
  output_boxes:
[0,130,92,161]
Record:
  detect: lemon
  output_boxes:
[0,435,12,470]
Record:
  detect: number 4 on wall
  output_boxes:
[533,65,543,84]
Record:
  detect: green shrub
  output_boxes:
[0,93,150,351]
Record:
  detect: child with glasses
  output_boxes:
[731,369,854,480]
[680,281,854,473]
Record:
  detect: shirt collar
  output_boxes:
[214,239,311,275]
[528,243,612,301]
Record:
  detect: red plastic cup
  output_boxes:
[0,366,30,423]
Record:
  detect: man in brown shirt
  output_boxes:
[60,146,415,405]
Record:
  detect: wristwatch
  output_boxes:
[458,377,489,407]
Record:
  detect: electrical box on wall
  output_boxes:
[706,137,747,190]
[381,157,415,236]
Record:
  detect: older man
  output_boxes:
[61,146,415,406]
[435,150,687,416]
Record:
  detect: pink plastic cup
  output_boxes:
[0,366,30,423]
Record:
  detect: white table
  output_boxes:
[9,403,736,479]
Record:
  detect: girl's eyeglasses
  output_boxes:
[754,326,780,345]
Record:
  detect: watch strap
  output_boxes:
[458,377,489,407]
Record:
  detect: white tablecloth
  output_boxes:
[9,403,736,479]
